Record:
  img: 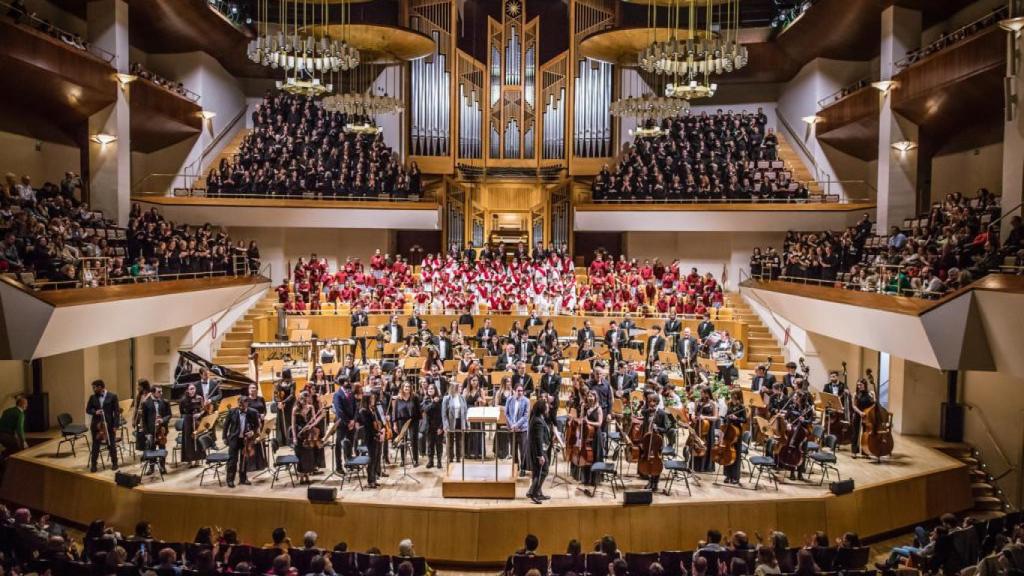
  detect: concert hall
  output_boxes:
[0,0,1023,574]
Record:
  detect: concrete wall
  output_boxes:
[228,227,392,283]
[962,370,1024,508]
[624,231,785,291]
[0,131,80,186]
[931,142,1003,203]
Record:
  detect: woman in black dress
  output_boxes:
[850,377,875,458]
[358,388,384,488]
[464,375,485,459]
[180,383,206,467]
[274,369,296,450]
[421,384,444,468]
[243,383,268,472]
[307,366,331,397]
[579,391,605,490]
[291,392,324,483]
[695,386,719,473]
[391,381,420,467]
[493,376,513,459]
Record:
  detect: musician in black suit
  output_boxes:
[530,349,551,373]
[526,398,552,504]
[407,311,425,330]
[604,321,627,365]
[664,313,683,340]
[86,380,121,472]
[434,328,454,362]
[514,337,534,363]
[645,325,667,373]
[620,315,638,334]
[496,344,519,371]
[750,365,777,392]
[223,396,261,487]
[140,386,171,473]
[511,363,535,397]
[476,318,497,344]
[697,314,715,342]
[525,312,543,328]
[577,320,596,348]
[332,380,358,462]
[639,392,673,491]
[425,365,449,396]
[382,314,404,345]
[782,362,800,390]
[539,362,562,399]
[675,327,699,384]
[822,370,846,397]
[336,354,360,385]
[196,368,223,409]
[457,308,475,329]
[351,304,369,362]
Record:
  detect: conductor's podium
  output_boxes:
[441,406,518,498]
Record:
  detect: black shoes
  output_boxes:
[227,482,235,488]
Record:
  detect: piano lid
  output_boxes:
[174,350,255,388]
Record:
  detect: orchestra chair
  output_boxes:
[512,554,549,576]
[270,451,301,488]
[56,413,90,457]
[170,419,185,467]
[626,552,659,576]
[140,447,168,481]
[550,553,585,576]
[584,552,610,576]
[591,443,627,498]
[197,434,229,487]
[340,452,371,490]
[805,424,824,452]
[659,551,692,576]
[749,438,779,491]
[739,430,754,476]
[806,434,840,485]
[662,453,696,497]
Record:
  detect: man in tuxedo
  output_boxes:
[476,318,497,345]
[664,313,683,340]
[351,303,369,362]
[530,347,551,373]
[332,380,358,462]
[604,321,626,365]
[434,327,453,362]
[577,320,596,348]
[822,370,845,397]
[383,314,404,345]
[505,385,530,477]
[336,354,360,385]
[515,336,533,364]
[611,361,637,397]
[527,398,552,503]
[645,325,667,373]
[86,380,121,472]
[538,362,562,399]
[675,327,699,383]
[697,314,716,342]
[511,362,533,395]
[647,362,670,389]
[223,396,260,487]
[496,343,519,371]
[407,311,425,331]
[457,308,475,329]
[750,365,777,393]
[782,362,800,390]
[197,368,222,409]
[425,365,449,396]
[140,386,171,473]
[620,315,637,334]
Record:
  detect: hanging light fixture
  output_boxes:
[248,0,360,95]
[320,64,404,131]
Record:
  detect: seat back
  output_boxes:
[551,554,585,576]
[331,551,357,576]
[198,433,217,453]
[290,547,318,575]
[585,552,610,576]
[811,546,836,571]
[626,552,659,576]
[833,546,870,570]
[513,554,550,576]
[58,412,73,429]
[697,549,729,576]
[252,547,282,573]
[658,551,691,576]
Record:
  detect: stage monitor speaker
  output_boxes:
[829,478,854,495]
[308,485,337,503]
[115,472,142,488]
[623,490,653,505]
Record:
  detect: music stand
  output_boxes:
[322,362,342,378]
[570,360,592,375]
[816,391,844,436]
[354,326,379,361]
[391,419,420,485]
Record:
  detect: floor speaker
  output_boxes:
[623,490,653,505]
[115,471,142,488]
[829,478,854,495]
[308,485,337,503]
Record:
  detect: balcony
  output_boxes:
[128,79,203,152]
[817,86,880,161]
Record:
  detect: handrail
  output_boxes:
[964,402,1016,476]
[185,106,248,180]
[738,281,806,354]
[191,261,272,346]
[817,77,873,109]
[0,0,116,64]
[777,113,819,181]
[134,189,437,203]
[990,201,1023,231]
[894,5,1008,70]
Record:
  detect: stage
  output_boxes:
[1,433,971,565]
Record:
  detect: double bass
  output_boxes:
[711,405,743,467]
[777,401,813,470]
[630,407,664,478]
[860,369,893,459]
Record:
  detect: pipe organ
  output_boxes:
[408,0,454,158]
[457,52,485,159]
[487,0,538,161]
[570,0,615,160]
[540,54,568,161]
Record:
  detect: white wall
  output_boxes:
[0,361,28,410]
[931,142,1003,203]
[777,58,876,199]
[962,370,1024,508]
[624,231,785,291]
[228,227,392,283]
[0,131,80,186]
[33,0,86,35]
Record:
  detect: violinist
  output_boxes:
[721,390,747,485]
[308,366,331,397]
[850,378,874,458]
[539,320,558,353]
[243,383,269,472]
[337,354,360,385]
[611,361,637,397]
[274,369,297,449]
[694,386,719,472]
[577,339,596,362]
[245,383,267,416]
[179,383,206,468]
[223,396,260,488]
[578,391,605,491]
[640,391,672,491]
[132,379,153,448]
[86,379,121,473]
[196,368,223,410]
[784,391,815,480]
[292,391,325,484]
[358,387,385,488]
[140,385,171,474]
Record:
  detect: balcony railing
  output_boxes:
[0,0,115,64]
[894,5,1008,71]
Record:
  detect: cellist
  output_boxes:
[578,391,604,494]
[694,386,718,473]
[721,390,747,485]
[784,390,815,481]
[640,391,673,492]
[850,377,874,459]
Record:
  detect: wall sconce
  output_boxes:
[999,16,1024,35]
[871,80,897,93]
[115,73,137,88]
[801,115,824,125]
[198,110,217,120]
[891,140,917,152]
[90,133,118,145]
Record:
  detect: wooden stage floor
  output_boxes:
[2,434,972,564]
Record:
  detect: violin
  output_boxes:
[154,417,168,447]
[860,370,893,459]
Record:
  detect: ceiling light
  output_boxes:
[999,16,1024,33]
[801,115,824,124]
[871,80,897,93]
[90,133,118,145]
[891,140,917,152]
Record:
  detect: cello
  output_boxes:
[860,369,893,459]
[777,396,813,471]
[827,361,854,446]
[711,403,743,467]
[630,397,665,479]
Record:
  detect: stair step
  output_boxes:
[972,483,995,496]
[961,457,980,466]
[747,353,775,362]
[219,341,251,351]
[970,469,989,482]
[973,496,1005,511]
[214,355,249,364]
[224,332,253,341]
[748,337,778,345]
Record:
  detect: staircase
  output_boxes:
[192,128,250,189]
[934,443,1012,518]
[775,133,822,195]
[727,295,788,374]
[211,288,277,373]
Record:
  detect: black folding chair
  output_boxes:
[551,554,585,576]
[513,554,550,576]
[56,413,90,457]
[626,552,659,576]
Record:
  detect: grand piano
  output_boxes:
[170,351,254,402]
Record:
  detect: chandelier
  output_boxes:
[638,36,748,77]
[320,92,404,117]
[247,0,361,91]
[610,94,689,123]
[665,79,718,99]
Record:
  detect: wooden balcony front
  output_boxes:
[817,86,880,161]
[128,79,203,152]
